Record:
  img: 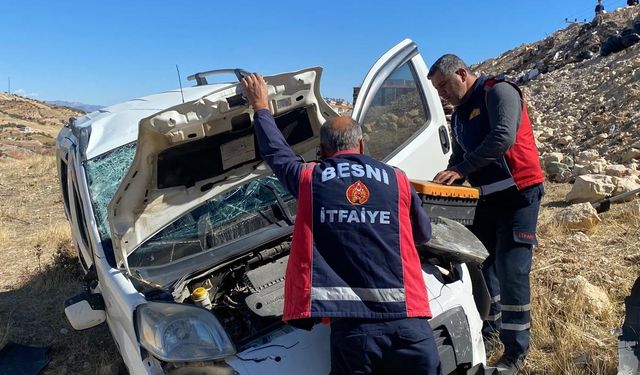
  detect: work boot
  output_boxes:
[494,353,525,375]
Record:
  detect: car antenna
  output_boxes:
[175,64,185,103]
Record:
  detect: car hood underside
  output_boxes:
[108,67,336,273]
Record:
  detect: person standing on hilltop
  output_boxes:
[428,54,544,375]
[595,0,606,25]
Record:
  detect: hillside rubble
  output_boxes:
[0,93,81,159]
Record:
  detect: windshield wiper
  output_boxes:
[262,184,294,225]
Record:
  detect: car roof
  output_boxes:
[75,84,232,160]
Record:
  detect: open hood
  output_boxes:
[109,67,336,273]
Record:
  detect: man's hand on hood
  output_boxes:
[241,73,270,111]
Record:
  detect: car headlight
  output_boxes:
[136,302,235,362]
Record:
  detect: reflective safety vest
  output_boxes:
[283,153,431,321]
[451,76,544,195]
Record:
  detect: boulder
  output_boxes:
[566,175,616,203]
[562,155,575,168]
[574,158,608,177]
[613,176,640,198]
[407,109,420,118]
[557,276,611,316]
[557,136,574,147]
[571,231,592,243]
[605,164,631,177]
[555,202,601,230]
[546,161,573,182]
[382,113,398,123]
[575,150,601,165]
[363,122,374,133]
[621,148,640,163]
[542,152,564,166]
[396,116,411,128]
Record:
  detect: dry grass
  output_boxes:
[518,182,640,374]
[0,155,124,375]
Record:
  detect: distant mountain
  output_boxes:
[45,100,104,113]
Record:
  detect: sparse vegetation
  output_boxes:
[0,152,124,374]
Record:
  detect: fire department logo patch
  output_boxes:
[346,180,370,205]
[469,108,481,120]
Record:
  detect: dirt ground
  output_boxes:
[0,155,125,375]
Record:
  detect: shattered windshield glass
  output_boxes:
[127,176,293,268]
[85,142,137,241]
[84,141,294,270]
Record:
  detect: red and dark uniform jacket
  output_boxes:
[450,76,544,195]
[252,109,432,322]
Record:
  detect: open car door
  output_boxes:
[352,38,451,180]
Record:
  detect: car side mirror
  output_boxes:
[64,292,106,330]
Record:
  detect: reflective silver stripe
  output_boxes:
[480,178,515,196]
[502,322,531,331]
[502,304,531,312]
[311,287,406,303]
[486,313,502,321]
[491,294,501,303]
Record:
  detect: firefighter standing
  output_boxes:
[242,74,440,375]
[429,55,544,374]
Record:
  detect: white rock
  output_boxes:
[576,150,600,164]
[621,148,640,163]
[566,175,616,203]
[542,152,564,166]
[557,276,610,316]
[574,158,608,176]
[557,135,574,147]
[613,176,640,198]
[605,164,630,177]
[555,202,601,230]
[571,231,591,243]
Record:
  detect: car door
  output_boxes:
[352,38,451,180]
[58,132,94,271]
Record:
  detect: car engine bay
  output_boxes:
[179,241,292,347]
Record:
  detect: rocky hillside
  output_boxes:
[0,93,82,159]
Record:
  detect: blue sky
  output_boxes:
[0,0,630,106]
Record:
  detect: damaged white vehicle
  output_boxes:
[57,39,492,375]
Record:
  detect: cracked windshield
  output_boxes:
[85,143,292,268]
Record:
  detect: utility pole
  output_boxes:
[7,77,10,94]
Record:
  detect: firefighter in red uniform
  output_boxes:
[429,55,544,374]
[242,74,440,375]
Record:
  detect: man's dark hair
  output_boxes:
[427,54,470,79]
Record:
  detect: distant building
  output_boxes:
[324,98,353,116]
[353,79,417,106]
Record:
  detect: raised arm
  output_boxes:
[242,74,304,197]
